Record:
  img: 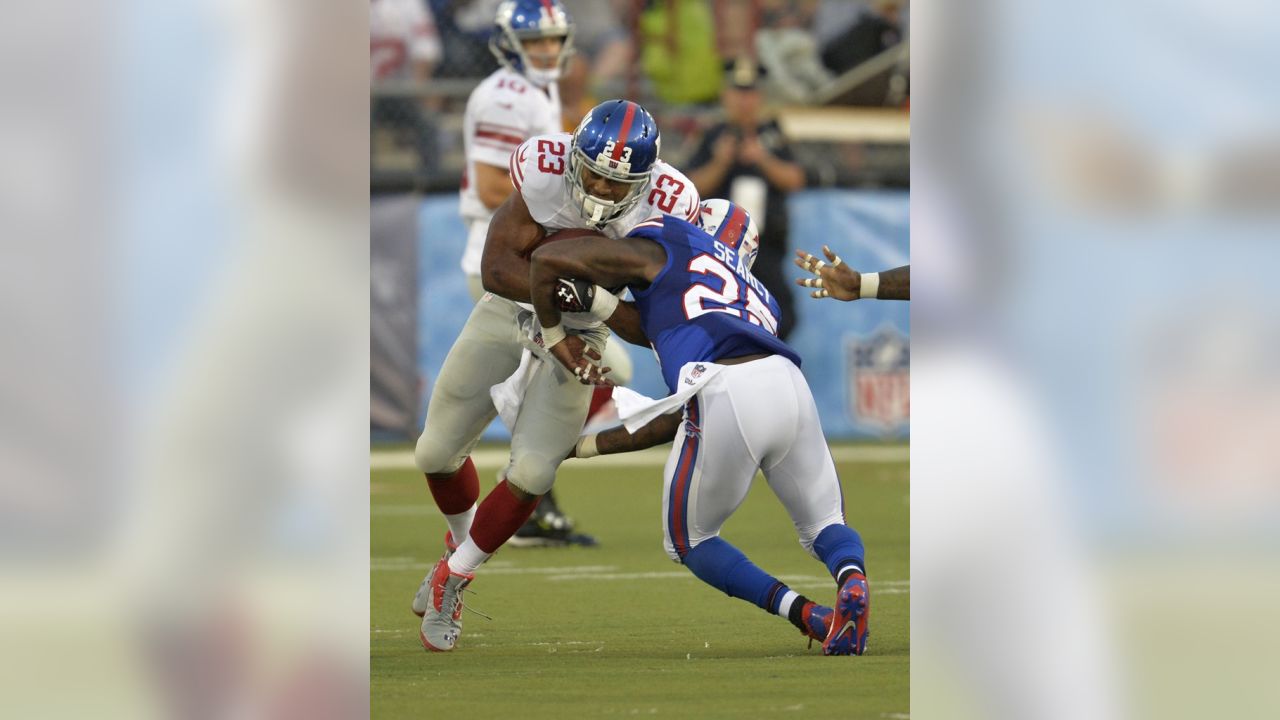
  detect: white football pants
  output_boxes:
[414,293,603,495]
[661,355,847,562]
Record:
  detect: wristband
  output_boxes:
[860,272,880,299]
[540,322,567,348]
[576,434,600,459]
[589,286,619,321]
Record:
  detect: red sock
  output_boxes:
[585,386,614,424]
[425,457,479,515]
[468,480,540,553]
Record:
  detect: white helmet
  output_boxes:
[697,199,760,271]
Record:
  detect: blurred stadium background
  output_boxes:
[370,0,910,443]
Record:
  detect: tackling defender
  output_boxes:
[529,200,872,655]
[415,98,700,652]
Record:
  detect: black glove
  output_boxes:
[555,278,596,313]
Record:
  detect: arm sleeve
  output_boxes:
[671,173,702,223]
[470,101,531,168]
[508,138,534,195]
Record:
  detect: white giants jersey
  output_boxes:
[507,132,700,328]
[509,132,702,240]
[459,69,561,274]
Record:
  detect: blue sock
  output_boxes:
[682,537,791,614]
[813,524,866,584]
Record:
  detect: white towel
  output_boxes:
[489,349,539,432]
[615,362,726,433]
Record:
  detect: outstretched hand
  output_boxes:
[548,335,614,386]
[794,245,861,301]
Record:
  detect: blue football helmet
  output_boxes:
[698,198,760,271]
[489,0,574,88]
[568,99,662,226]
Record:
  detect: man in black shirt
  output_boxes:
[686,57,807,339]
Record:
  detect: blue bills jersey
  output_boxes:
[628,216,801,392]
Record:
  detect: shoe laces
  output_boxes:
[457,585,492,621]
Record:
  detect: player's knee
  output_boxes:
[414,432,462,476]
[796,516,845,557]
[662,537,683,564]
[797,532,820,558]
[663,532,711,564]
[505,452,558,496]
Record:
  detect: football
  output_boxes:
[540,227,603,245]
[523,227,603,259]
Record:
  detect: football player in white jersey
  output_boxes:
[458,0,568,296]
[415,99,700,652]
[455,0,594,548]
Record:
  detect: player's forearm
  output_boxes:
[527,253,563,329]
[605,301,649,346]
[481,257,533,303]
[580,411,682,457]
[474,162,514,209]
[479,186,512,210]
[875,265,910,300]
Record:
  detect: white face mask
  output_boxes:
[569,173,647,228]
[584,196,607,225]
[523,65,562,87]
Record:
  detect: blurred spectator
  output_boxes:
[686,57,807,339]
[371,0,442,82]
[559,0,634,124]
[821,0,905,76]
[430,0,502,79]
[754,0,834,104]
[810,0,864,50]
[639,0,721,105]
[371,0,444,176]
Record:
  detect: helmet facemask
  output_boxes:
[567,146,651,227]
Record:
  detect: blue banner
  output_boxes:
[416,189,909,440]
[785,190,910,439]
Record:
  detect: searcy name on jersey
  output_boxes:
[710,239,771,304]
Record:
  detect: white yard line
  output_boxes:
[372,557,909,593]
[371,444,908,471]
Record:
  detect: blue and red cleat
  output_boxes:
[823,573,870,656]
[801,603,834,648]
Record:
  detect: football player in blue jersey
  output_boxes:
[527,199,872,655]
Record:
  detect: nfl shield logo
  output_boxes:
[846,326,910,433]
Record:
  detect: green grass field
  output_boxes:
[372,443,909,719]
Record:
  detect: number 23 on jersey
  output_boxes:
[536,139,566,175]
